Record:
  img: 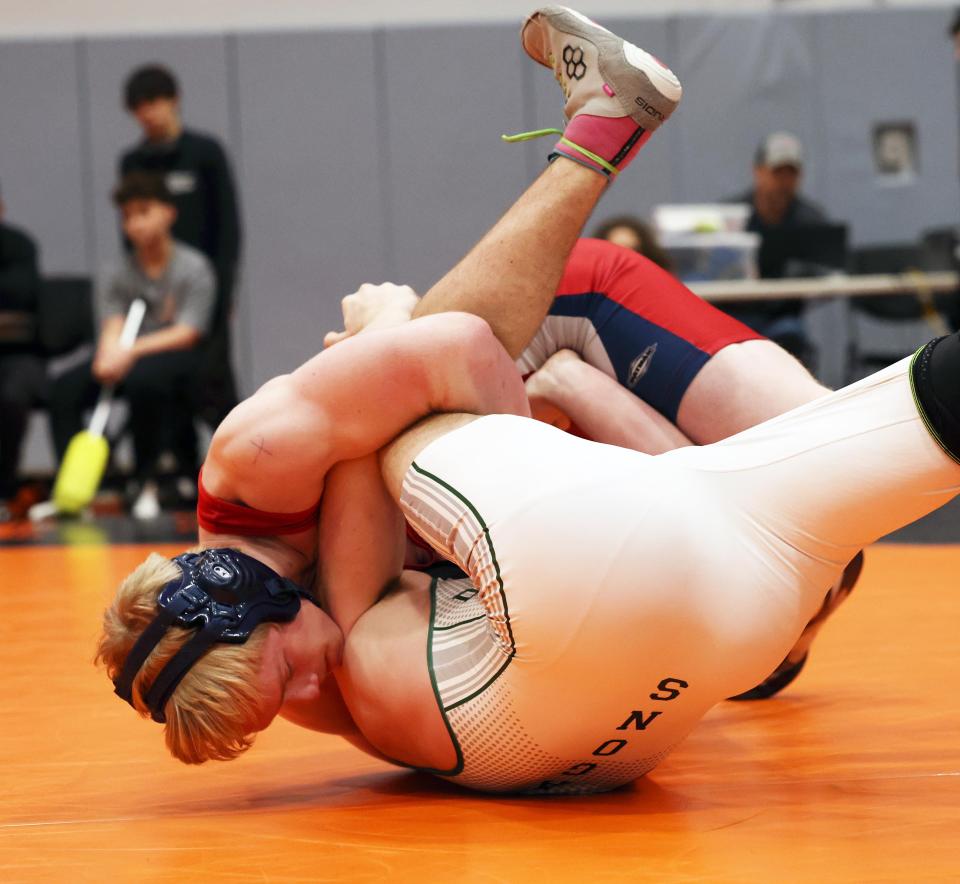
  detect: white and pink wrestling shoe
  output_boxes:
[509,6,682,178]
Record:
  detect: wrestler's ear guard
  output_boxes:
[113,548,317,723]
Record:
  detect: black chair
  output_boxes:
[35,276,95,358]
[846,240,950,382]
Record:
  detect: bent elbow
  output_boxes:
[440,312,501,354]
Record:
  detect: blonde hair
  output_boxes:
[95,552,271,764]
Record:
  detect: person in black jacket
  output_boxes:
[722,132,832,366]
[119,65,242,467]
[0,185,45,509]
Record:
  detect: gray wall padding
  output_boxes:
[381,23,535,293]
[815,7,960,244]
[234,30,388,385]
[0,41,90,274]
[670,13,828,204]
[1,7,958,396]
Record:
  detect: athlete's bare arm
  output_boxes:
[316,455,407,636]
[525,349,693,453]
[325,162,606,360]
[201,313,529,513]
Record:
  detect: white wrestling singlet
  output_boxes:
[398,355,960,795]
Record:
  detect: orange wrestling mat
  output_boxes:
[1,543,958,882]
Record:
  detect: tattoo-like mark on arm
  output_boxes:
[249,436,274,464]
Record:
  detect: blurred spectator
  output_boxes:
[592,215,675,272]
[48,173,214,519]
[120,63,241,438]
[950,8,960,60]
[0,184,45,512]
[724,132,831,364]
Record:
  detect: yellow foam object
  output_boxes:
[53,431,110,515]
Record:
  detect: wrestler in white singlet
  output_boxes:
[397,354,960,795]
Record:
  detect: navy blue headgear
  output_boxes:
[113,548,318,724]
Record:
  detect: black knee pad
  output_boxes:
[910,333,960,463]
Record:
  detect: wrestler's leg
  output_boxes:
[525,349,692,453]
[676,338,828,444]
[414,162,605,358]
[381,413,481,505]
[517,239,829,439]
[520,342,856,701]
[413,11,681,359]
[513,240,843,698]
[668,349,960,596]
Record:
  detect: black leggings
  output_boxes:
[0,352,47,497]
[49,348,202,479]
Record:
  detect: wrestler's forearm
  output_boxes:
[307,314,531,462]
[530,355,692,454]
[412,161,605,359]
[317,456,406,636]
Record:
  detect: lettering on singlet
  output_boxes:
[535,676,690,792]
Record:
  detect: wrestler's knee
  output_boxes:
[911,333,960,462]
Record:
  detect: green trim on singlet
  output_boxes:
[432,613,487,632]
[413,575,465,777]
[909,344,960,466]
[410,461,518,659]
[443,654,514,713]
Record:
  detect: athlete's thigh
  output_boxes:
[667,356,960,573]
[677,338,829,443]
[519,238,762,422]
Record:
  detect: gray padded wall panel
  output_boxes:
[235,30,387,388]
[671,13,827,205]
[527,16,677,232]
[815,8,960,245]
[0,41,90,273]
[381,24,534,292]
[82,35,236,273]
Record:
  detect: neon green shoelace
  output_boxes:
[501,129,618,177]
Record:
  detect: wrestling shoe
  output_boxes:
[728,550,865,701]
[507,6,682,177]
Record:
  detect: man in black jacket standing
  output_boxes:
[119,64,242,470]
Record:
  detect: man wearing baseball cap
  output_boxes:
[722,132,832,365]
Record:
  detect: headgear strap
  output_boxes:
[113,548,316,723]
